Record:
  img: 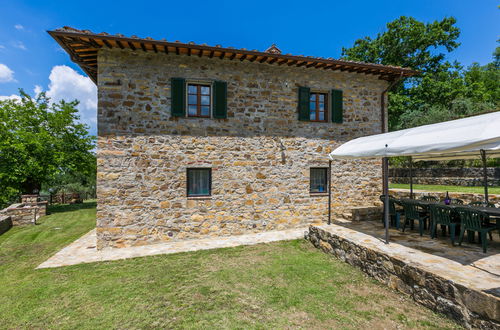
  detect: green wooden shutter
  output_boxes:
[298,86,310,121]
[171,77,185,117]
[331,89,343,123]
[213,81,227,119]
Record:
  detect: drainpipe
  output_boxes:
[328,159,332,225]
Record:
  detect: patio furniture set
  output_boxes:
[380,195,500,253]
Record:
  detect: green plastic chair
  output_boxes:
[379,195,401,229]
[455,207,497,253]
[420,195,439,202]
[450,198,464,205]
[469,201,496,208]
[429,205,458,245]
[401,200,428,236]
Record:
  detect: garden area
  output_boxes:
[0,202,459,329]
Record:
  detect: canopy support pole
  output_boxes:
[328,159,332,225]
[409,156,413,199]
[383,157,390,244]
[480,149,489,204]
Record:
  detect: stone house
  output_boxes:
[50,27,416,248]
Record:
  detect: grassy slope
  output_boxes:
[390,183,500,194]
[0,202,459,329]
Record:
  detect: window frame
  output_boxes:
[186,82,212,118]
[309,167,329,194]
[309,92,328,122]
[186,168,212,197]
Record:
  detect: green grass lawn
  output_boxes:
[390,183,500,194]
[0,202,460,329]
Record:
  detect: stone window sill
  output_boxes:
[310,192,329,197]
[187,196,212,200]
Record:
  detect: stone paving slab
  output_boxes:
[37,228,308,269]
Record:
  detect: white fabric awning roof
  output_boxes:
[329,111,500,161]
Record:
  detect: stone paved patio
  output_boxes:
[37,227,308,269]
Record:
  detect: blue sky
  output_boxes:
[0,0,498,135]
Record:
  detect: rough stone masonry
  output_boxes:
[96,48,387,248]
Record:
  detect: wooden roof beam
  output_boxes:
[87,38,102,49]
[187,47,192,56]
[175,47,180,55]
[287,60,298,66]
[268,57,278,64]
[219,51,225,59]
[152,44,158,53]
[249,55,258,62]
[164,45,169,54]
[128,41,136,51]
[209,50,214,58]
[115,40,125,49]
[296,61,308,67]
[140,43,147,52]
[239,54,247,61]
[229,53,237,60]
[277,59,288,65]
[75,51,97,56]
[102,39,113,49]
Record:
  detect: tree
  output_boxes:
[342,16,460,73]
[0,90,95,207]
[342,16,499,130]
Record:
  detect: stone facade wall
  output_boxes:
[96,48,388,248]
[390,167,500,186]
[389,189,500,207]
[308,225,500,329]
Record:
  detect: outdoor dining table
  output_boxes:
[403,199,500,217]
[401,198,500,243]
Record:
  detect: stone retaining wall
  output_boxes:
[0,201,47,226]
[389,189,500,207]
[390,167,500,186]
[308,225,500,329]
[0,215,12,235]
[350,206,383,222]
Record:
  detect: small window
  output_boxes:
[310,168,328,193]
[187,168,211,197]
[187,84,211,118]
[309,93,327,122]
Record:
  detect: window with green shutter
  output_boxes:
[213,81,227,119]
[171,77,186,117]
[298,86,310,121]
[331,89,343,123]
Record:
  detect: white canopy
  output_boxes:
[329,111,500,161]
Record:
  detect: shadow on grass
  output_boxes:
[48,201,97,214]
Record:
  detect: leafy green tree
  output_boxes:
[0,90,95,207]
[342,16,460,73]
[342,16,499,130]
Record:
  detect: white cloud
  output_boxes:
[12,41,26,50]
[34,85,42,97]
[0,65,97,135]
[45,65,97,134]
[0,94,21,102]
[14,24,24,30]
[0,63,15,82]
[0,45,5,49]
